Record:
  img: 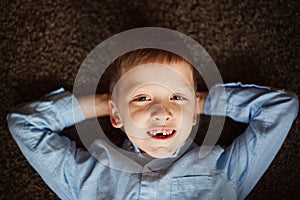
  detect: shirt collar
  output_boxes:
[122,137,197,172]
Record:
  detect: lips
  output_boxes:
[147,127,176,139]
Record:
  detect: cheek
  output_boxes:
[177,108,195,136]
[127,107,150,127]
[180,106,196,122]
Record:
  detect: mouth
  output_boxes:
[147,128,177,140]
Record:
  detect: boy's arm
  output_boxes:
[77,93,110,119]
[6,88,95,199]
[204,82,298,199]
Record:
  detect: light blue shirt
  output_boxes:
[7,83,298,200]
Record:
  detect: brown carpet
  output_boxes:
[1,0,299,199]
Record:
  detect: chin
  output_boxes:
[146,148,176,159]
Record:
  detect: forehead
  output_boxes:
[112,62,194,99]
[123,61,193,86]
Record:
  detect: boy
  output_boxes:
[7,48,298,199]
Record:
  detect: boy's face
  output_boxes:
[109,62,198,158]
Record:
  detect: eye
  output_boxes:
[170,95,186,101]
[133,96,151,101]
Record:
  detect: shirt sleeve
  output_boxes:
[7,88,90,199]
[204,82,299,199]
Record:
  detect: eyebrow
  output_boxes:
[132,84,195,95]
[171,85,195,93]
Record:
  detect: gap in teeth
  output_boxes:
[149,130,174,136]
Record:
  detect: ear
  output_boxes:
[192,95,200,126]
[108,99,123,128]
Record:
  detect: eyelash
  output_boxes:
[133,95,186,101]
[170,95,187,101]
[133,96,151,101]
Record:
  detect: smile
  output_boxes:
[147,128,176,139]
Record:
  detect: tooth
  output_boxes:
[148,129,175,137]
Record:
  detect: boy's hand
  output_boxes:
[77,94,110,119]
[196,91,208,115]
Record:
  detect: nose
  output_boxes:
[149,104,172,122]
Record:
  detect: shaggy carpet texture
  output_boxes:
[1,0,299,199]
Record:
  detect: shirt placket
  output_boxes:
[139,168,160,200]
